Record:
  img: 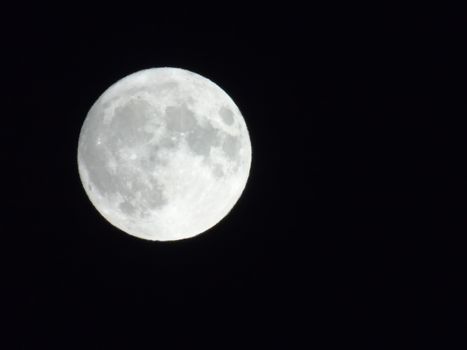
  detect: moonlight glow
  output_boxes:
[77,68,252,241]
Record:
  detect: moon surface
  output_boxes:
[77,67,252,241]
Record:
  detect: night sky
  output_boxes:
[2,4,464,348]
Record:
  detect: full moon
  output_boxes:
[77,68,252,241]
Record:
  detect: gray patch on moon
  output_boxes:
[165,104,225,157]
[222,134,241,159]
[187,122,221,156]
[79,147,118,199]
[119,201,136,215]
[107,99,155,149]
[212,163,225,178]
[219,107,234,125]
[159,134,179,149]
[165,104,197,133]
[155,81,178,92]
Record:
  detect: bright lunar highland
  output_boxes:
[77,68,252,241]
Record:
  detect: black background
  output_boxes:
[1,4,465,348]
